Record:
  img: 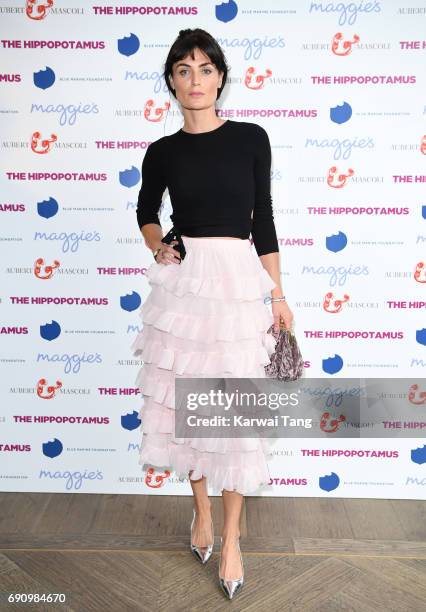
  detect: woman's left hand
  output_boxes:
[272,300,294,332]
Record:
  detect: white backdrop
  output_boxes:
[1,0,425,499]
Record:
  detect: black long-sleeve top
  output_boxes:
[136,119,279,257]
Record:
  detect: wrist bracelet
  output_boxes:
[152,247,161,260]
[264,296,286,304]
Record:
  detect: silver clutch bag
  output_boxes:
[264,324,304,381]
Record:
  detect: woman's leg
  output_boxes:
[189,471,213,547]
[220,489,244,579]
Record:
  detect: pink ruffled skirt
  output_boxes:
[130,236,278,495]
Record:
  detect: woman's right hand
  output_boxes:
[154,240,181,265]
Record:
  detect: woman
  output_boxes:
[131,28,294,600]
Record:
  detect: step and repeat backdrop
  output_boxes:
[1,1,425,499]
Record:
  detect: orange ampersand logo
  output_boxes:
[244,67,272,90]
[34,257,60,279]
[323,292,350,313]
[327,166,354,188]
[331,32,360,56]
[37,378,63,399]
[414,261,426,283]
[420,134,426,155]
[31,131,57,154]
[407,384,426,405]
[320,411,346,433]
[26,0,54,20]
[144,100,171,122]
[145,467,171,488]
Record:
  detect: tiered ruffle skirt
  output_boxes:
[131,236,278,494]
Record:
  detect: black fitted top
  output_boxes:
[136,119,279,256]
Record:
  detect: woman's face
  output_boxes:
[169,47,223,110]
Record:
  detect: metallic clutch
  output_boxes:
[264,323,304,381]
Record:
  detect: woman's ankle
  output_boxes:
[221,528,241,541]
[194,500,212,516]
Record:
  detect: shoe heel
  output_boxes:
[190,508,214,565]
[218,536,244,600]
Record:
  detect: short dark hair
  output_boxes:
[164,28,229,100]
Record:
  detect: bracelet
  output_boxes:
[264,296,286,304]
[152,247,161,260]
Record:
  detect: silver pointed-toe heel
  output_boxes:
[218,536,244,600]
[190,508,214,565]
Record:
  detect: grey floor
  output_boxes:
[0,493,425,611]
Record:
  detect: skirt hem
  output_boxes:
[132,237,278,495]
